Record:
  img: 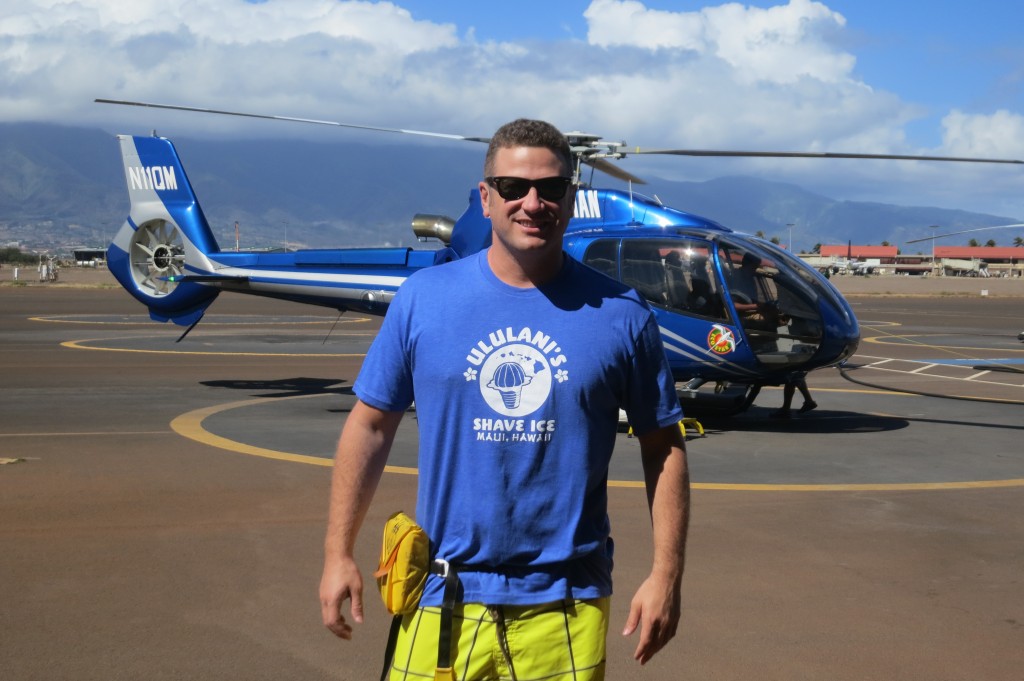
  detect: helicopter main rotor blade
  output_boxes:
[905,223,1024,244]
[97,98,649,184]
[629,147,1024,165]
[101,98,1020,187]
[95,98,491,144]
[583,157,647,185]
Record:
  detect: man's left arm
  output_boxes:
[623,422,690,665]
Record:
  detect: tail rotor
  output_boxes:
[129,219,187,297]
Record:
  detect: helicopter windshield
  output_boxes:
[716,237,824,367]
[754,239,855,327]
[583,238,729,321]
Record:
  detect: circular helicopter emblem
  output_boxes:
[707,324,736,355]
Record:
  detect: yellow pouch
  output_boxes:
[373,511,429,615]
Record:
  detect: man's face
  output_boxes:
[479,146,576,259]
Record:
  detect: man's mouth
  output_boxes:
[516,219,549,232]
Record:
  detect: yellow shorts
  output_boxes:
[388,597,610,681]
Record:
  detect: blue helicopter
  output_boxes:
[101,100,1021,412]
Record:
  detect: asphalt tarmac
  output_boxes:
[2,279,1023,680]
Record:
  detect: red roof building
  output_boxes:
[819,245,899,261]
[810,244,1024,276]
[934,246,1023,260]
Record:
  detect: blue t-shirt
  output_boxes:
[354,250,682,606]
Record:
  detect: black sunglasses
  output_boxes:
[485,176,574,202]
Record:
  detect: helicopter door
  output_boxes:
[717,238,823,367]
[661,242,729,321]
[620,240,671,306]
[584,238,729,321]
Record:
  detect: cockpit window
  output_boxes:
[756,239,854,327]
[613,239,729,321]
[581,239,618,278]
[717,238,823,367]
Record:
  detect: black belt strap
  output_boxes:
[379,559,460,681]
[435,559,459,670]
[379,615,403,681]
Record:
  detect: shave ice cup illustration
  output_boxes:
[487,361,534,409]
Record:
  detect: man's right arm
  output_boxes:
[319,399,404,640]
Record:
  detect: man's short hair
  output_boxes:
[484,119,574,178]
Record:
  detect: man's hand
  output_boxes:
[319,402,404,640]
[630,422,689,664]
[622,571,682,664]
[319,555,365,640]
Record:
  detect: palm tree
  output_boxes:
[968,238,979,247]
[985,239,996,247]
[1014,236,1023,247]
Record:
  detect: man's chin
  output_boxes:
[518,234,557,250]
[517,224,558,242]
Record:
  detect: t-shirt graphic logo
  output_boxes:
[478,344,550,416]
[465,327,568,418]
[488,361,533,409]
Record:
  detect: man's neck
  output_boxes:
[487,247,564,289]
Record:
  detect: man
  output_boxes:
[729,252,766,318]
[320,119,689,679]
[770,372,817,419]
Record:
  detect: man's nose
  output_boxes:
[522,186,544,210]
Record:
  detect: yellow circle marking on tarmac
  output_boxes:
[170,393,1024,492]
[864,334,1024,353]
[61,337,371,358]
[170,395,415,475]
[610,479,1024,491]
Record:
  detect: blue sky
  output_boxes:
[2,0,1023,217]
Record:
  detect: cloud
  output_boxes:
[0,0,1020,216]
[942,109,1024,158]
[0,0,459,127]
[584,0,854,85]
[1,0,457,49]
[0,0,956,150]
[0,0,891,139]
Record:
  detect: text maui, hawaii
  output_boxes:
[473,418,556,442]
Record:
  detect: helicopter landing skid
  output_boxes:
[674,381,759,416]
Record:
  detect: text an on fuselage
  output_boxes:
[573,189,601,219]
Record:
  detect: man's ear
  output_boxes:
[478,181,491,218]
[566,183,578,209]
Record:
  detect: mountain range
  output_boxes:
[1,122,1017,254]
